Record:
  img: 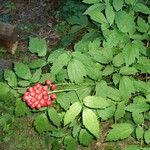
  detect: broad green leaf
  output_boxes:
[14,63,31,80]
[123,145,140,150]
[4,69,17,87]
[97,104,115,120]
[83,0,101,4]
[15,98,30,116]
[125,102,150,113]
[79,129,93,146]
[144,129,150,144]
[51,53,71,75]
[102,65,114,76]
[28,59,46,69]
[134,3,150,14]
[106,123,134,141]
[64,135,76,150]
[105,3,115,25]
[112,73,120,85]
[64,102,82,125]
[115,102,125,121]
[125,0,137,5]
[115,11,135,35]
[137,17,149,33]
[119,76,135,100]
[88,38,101,51]
[82,108,100,138]
[0,82,10,100]
[39,73,55,84]
[136,126,144,140]
[18,80,30,87]
[132,113,144,125]
[48,107,61,127]
[29,37,47,56]
[67,59,87,83]
[31,69,41,83]
[83,96,111,109]
[74,40,90,52]
[50,129,66,138]
[34,114,50,134]
[47,48,65,63]
[113,0,124,11]
[120,66,138,75]
[112,52,124,67]
[72,125,81,138]
[123,43,140,66]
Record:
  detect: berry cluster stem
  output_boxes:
[48,88,77,94]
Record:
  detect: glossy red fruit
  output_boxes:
[42,90,48,96]
[51,84,57,91]
[46,100,52,106]
[40,99,45,105]
[28,87,34,92]
[36,104,41,109]
[50,94,57,100]
[45,80,52,86]
[43,85,48,91]
[35,83,41,88]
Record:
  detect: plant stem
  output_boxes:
[48,88,77,94]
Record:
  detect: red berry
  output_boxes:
[46,100,52,106]
[51,84,57,91]
[28,87,34,92]
[45,80,52,86]
[35,83,41,88]
[43,86,48,91]
[43,95,49,100]
[36,104,41,109]
[42,90,48,96]
[50,94,57,100]
[40,99,45,105]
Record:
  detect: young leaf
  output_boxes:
[113,73,120,85]
[67,59,87,83]
[51,53,71,76]
[29,37,47,56]
[79,129,93,146]
[113,0,124,11]
[123,43,140,66]
[64,102,82,126]
[34,114,50,134]
[136,126,144,140]
[48,107,61,127]
[15,98,30,116]
[125,0,137,5]
[106,123,134,141]
[144,129,150,144]
[30,69,41,83]
[28,59,46,69]
[120,66,138,75]
[4,69,17,87]
[83,96,111,109]
[134,3,150,14]
[112,52,124,67]
[18,80,30,87]
[64,135,76,150]
[102,65,114,76]
[82,108,100,138]
[137,17,149,33]
[132,113,144,125]
[105,3,115,25]
[115,102,125,121]
[14,63,31,80]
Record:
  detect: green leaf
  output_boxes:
[18,80,30,87]
[132,113,144,125]
[126,102,150,113]
[125,0,137,5]
[31,69,42,83]
[67,59,87,83]
[82,108,100,138]
[144,129,150,144]
[113,0,124,11]
[14,63,31,80]
[0,82,10,100]
[48,107,61,127]
[29,37,47,56]
[15,98,30,116]
[88,38,101,51]
[106,123,134,141]
[39,73,54,84]
[119,76,135,100]
[112,73,120,85]
[64,102,82,126]
[51,53,71,76]
[136,126,144,140]
[120,66,138,75]
[4,69,17,87]
[83,0,101,4]
[34,114,50,134]
[72,124,81,138]
[123,145,140,150]
[105,3,115,25]
[97,104,115,120]
[79,129,93,146]
[83,96,111,109]
[115,11,135,35]
[137,17,149,33]
[64,135,76,150]
[112,52,124,67]
[115,102,125,121]
[102,65,114,76]
[28,59,46,69]
[134,3,150,14]
[123,42,140,66]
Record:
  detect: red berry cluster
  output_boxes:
[23,80,57,109]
